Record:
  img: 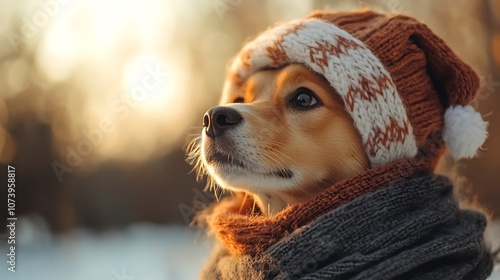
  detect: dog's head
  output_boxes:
[188,64,368,213]
[187,11,488,214]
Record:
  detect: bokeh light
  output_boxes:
[0,0,499,279]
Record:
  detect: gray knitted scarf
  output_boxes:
[201,175,493,279]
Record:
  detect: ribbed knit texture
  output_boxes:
[206,158,432,256]
[307,10,480,166]
[202,175,493,280]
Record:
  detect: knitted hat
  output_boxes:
[221,10,488,168]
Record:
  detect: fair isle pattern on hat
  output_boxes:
[224,19,418,167]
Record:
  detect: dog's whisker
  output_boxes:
[214,185,221,202]
[185,134,225,204]
[238,192,249,214]
[264,145,294,162]
[272,150,294,163]
[261,153,283,168]
[185,136,212,186]
[266,150,289,167]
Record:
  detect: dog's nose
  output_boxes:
[203,106,243,137]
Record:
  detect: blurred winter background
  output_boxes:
[0,0,499,279]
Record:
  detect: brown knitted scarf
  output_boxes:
[206,157,433,256]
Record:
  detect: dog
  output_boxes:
[189,11,493,279]
[188,64,368,214]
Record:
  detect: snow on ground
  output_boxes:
[490,267,500,280]
[0,216,212,280]
[1,216,499,280]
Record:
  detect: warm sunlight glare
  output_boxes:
[122,55,174,111]
[24,0,195,164]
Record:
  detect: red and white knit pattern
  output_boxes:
[223,19,418,167]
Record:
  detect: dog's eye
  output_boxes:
[233,97,244,103]
[291,88,318,108]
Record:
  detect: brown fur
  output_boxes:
[200,64,368,214]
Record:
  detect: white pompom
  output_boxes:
[442,105,488,159]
